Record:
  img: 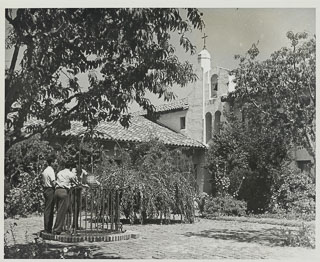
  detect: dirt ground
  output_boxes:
[4,215,318,259]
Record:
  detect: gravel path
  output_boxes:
[4,215,318,259]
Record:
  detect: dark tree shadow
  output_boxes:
[183,227,289,247]
[120,218,185,225]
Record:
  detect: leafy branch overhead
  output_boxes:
[5,8,204,145]
[230,31,315,161]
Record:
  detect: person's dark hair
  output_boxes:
[65,160,76,170]
[47,155,55,166]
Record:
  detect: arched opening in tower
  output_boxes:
[205,112,212,143]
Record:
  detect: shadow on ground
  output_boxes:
[184,227,289,247]
[4,242,121,259]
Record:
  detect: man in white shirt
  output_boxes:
[52,161,78,235]
[41,156,57,233]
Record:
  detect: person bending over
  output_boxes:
[52,161,78,235]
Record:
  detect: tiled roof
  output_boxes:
[63,115,204,148]
[134,97,189,115]
[23,115,204,149]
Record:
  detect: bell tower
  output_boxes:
[197,33,211,144]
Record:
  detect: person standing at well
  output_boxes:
[70,167,89,229]
[42,155,57,233]
[52,161,78,235]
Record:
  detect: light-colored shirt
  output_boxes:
[55,168,77,189]
[42,166,55,188]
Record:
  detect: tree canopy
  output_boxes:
[205,111,290,212]
[206,32,316,212]
[230,32,316,161]
[5,8,204,146]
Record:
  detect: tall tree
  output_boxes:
[205,112,290,212]
[5,8,204,147]
[230,32,316,162]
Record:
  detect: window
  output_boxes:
[211,74,218,98]
[180,117,186,129]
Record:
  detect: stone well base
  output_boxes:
[40,230,140,243]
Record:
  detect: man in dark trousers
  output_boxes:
[52,161,78,235]
[41,155,57,233]
[70,167,89,230]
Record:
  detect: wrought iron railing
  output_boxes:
[63,185,122,234]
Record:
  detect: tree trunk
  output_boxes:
[5,42,20,122]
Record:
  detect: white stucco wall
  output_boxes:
[157,110,188,133]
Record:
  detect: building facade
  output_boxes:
[154,48,235,193]
[152,46,314,193]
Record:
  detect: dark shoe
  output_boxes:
[53,231,61,235]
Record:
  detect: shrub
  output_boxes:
[269,167,315,219]
[5,171,44,217]
[205,112,290,214]
[246,210,315,222]
[5,135,53,217]
[203,195,247,217]
[280,223,315,248]
[195,192,209,216]
[95,139,198,223]
[4,223,96,259]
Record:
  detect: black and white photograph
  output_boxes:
[2,1,318,260]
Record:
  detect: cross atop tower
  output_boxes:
[202,33,208,49]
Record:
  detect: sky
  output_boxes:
[188,8,315,69]
[130,8,316,110]
[4,8,316,111]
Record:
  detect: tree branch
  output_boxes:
[5,9,15,26]
[307,78,315,105]
[60,69,72,80]
[7,102,81,150]
[5,43,21,121]
[44,23,67,37]
[242,84,269,116]
[7,43,20,77]
[54,92,83,108]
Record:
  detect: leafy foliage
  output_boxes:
[5,135,54,217]
[5,8,204,147]
[5,135,197,223]
[206,110,315,215]
[195,192,209,216]
[5,134,53,183]
[230,31,315,161]
[203,195,247,217]
[206,33,315,214]
[206,112,290,213]
[4,223,98,258]
[269,167,315,218]
[5,172,44,217]
[206,113,249,197]
[95,139,197,223]
[279,223,315,248]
